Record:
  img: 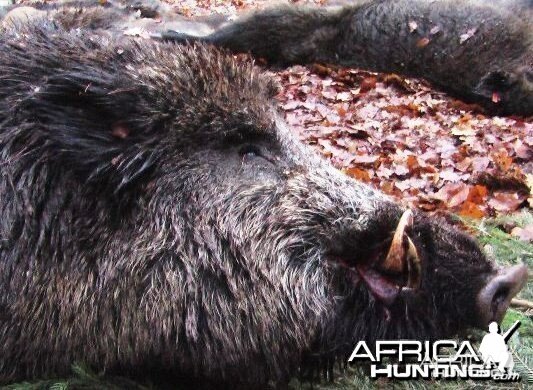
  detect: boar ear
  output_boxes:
[28,71,156,194]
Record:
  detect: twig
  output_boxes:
[510,298,533,310]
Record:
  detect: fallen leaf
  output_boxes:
[439,169,463,183]
[282,101,302,110]
[393,164,410,177]
[336,105,348,117]
[336,92,353,102]
[351,154,379,165]
[343,167,371,182]
[513,140,531,159]
[458,201,485,219]
[467,185,488,205]
[510,225,533,242]
[492,149,513,171]
[448,186,470,208]
[383,103,421,117]
[406,155,419,172]
[451,125,476,137]
[455,157,472,172]
[382,74,414,93]
[488,192,525,212]
[360,76,377,93]
[433,183,470,208]
[471,157,491,173]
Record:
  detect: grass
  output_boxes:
[1,364,155,390]
[4,212,532,390]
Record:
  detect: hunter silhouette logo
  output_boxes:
[348,320,524,382]
[479,321,518,373]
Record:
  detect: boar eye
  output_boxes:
[239,144,262,160]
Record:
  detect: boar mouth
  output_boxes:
[329,210,423,306]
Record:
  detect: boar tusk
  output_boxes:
[406,236,421,289]
[381,209,414,273]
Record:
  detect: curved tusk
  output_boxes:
[406,236,422,289]
[381,209,414,273]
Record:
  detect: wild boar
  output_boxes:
[0,19,527,386]
[162,0,533,116]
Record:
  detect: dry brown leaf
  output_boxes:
[343,167,371,182]
[434,183,470,208]
[458,201,485,219]
[360,76,377,93]
[467,185,488,205]
[492,149,513,171]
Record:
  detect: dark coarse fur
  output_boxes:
[1,1,152,32]
[163,0,533,116]
[0,12,524,389]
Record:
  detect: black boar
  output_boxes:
[0,19,528,387]
[162,0,533,116]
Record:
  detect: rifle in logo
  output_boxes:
[502,321,521,343]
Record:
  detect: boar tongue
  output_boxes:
[356,264,400,306]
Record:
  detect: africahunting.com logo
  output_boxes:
[349,321,532,382]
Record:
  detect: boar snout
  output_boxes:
[476,264,528,327]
